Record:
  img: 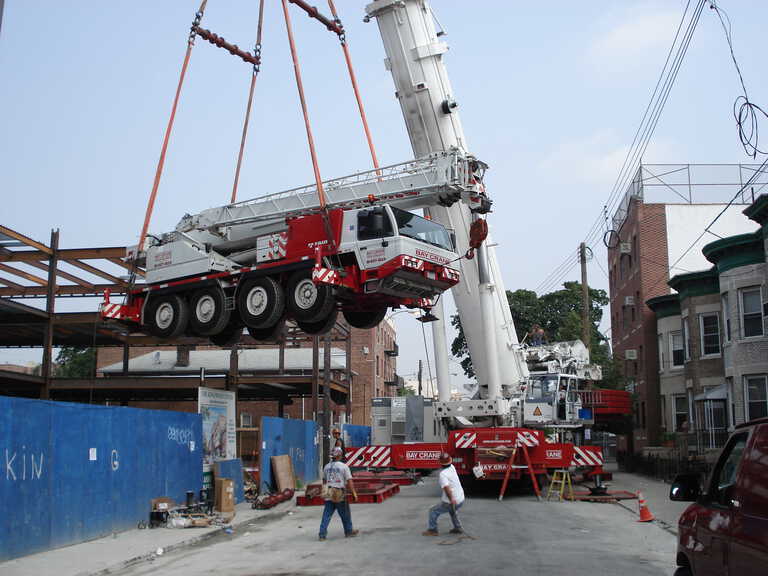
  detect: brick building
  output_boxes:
[607,165,759,452]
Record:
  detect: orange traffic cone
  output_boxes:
[637,492,655,522]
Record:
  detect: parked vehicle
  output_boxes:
[669,417,768,575]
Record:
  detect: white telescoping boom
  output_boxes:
[366,0,529,414]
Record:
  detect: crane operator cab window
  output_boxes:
[358,207,394,240]
[391,207,454,251]
[528,375,558,402]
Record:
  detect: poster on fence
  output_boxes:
[198,387,236,472]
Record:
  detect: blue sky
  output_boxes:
[2,1,768,385]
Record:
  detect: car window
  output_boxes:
[709,433,747,506]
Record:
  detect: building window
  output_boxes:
[699,313,721,356]
[376,355,380,376]
[657,334,664,372]
[671,331,684,367]
[746,375,768,421]
[674,395,689,431]
[682,318,691,361]
[632,235,638,268]
[721,293,731,342]
[740,287,764,338]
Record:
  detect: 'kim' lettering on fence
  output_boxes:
[5,448,44,481]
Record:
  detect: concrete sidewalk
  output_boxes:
[599,463,691,534]
[0,500,294,576]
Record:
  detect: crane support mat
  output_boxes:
[297,483,400,506]
[571,490,637,502]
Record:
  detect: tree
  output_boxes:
[55,346,96,378]
[451,281,618,387]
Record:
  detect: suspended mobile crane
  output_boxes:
[100,0,492,345]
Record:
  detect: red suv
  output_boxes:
[669,417,768,575]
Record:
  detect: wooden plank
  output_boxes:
[0,262,47,285]
[0,225,51,254]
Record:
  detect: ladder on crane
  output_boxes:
[179,150,487,234]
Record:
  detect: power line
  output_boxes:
[536,0,707,290]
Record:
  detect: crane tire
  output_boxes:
[286,270,335,323]
[189,286,231,336]
[237,276,285,329]
[208,319,244,347]
[246,319,286,342]
[297,308,338,335]
[145,294,189,339]
[342,307,387,329]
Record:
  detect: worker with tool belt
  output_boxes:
[423,452,465,536]
[319,447,358,541]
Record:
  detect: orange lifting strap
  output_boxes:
[137,0,209,259]
[231,0,266,204]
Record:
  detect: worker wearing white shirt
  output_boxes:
[423,452,465,536]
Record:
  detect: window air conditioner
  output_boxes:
[625,349,638,360]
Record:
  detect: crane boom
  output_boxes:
[366,0,528,405]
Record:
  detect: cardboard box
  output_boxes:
[215,478,235,515]
[270,454,296,492]
[150,497,175,512]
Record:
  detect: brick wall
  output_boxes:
[609,200,670,450]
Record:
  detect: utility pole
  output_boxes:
[417,359,423,396]
[579,242,591,350]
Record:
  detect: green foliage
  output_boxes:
[55,346,95,378]
[451,281,618,386]
[397,386,416,396]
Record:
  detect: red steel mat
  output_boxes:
[297,483,400,506]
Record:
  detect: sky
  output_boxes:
[2,1,768,387]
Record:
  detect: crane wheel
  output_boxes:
[145,294,189,339]
[342,307,387,329]
[286,270,335,323]
[189,286,231,336]
[246,319,286,341]
[208,319,244,348]
[237,276,285,329]
[297,308,338,335]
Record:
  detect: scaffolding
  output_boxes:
[611,162,768,233]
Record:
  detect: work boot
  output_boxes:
[422,529,439,536]
[318,536,326,541]
[449,528,463,534]
[345,530,359,538]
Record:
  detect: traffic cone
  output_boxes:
[637,492,655,522]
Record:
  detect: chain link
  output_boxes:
[253,44,262,74]
[188,10,203,46]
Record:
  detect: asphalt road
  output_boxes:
[111,477,677,576]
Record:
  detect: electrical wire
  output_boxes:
[709,1,768,159]
[536,0,707,290]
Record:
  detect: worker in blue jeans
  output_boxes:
[423,452,465,535]
[319,447,359,541]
